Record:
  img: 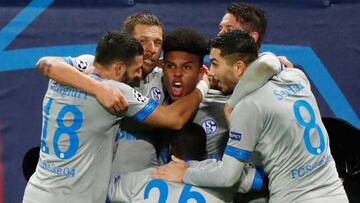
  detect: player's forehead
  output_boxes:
[219,13,240,27]
[209,48,222,61]
[164,51,200,65]
[132,24,163,41]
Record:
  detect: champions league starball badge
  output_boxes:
[202,118,217,135]
[133,89,147,103]
[75,59,88,72]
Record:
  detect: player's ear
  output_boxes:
[198,64,208,80]
[114,61,125,77]
[249,31,259,43]
[233,60,246,77]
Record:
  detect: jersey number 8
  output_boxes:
[293,99,325,155]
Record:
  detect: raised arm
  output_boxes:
[36,56,128,113]
[227,52,282,108]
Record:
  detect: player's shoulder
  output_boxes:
[146,67,163,80]
[232,92,262,118]
[63,54,95,72]
[102,79,129,88]
[272,68,309,86]
[202,89,228,105]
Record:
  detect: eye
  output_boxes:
[164,63,174,69]
[210,62,218,69]
[138,39,146,45]
[154,40,162,48]
[184,64,192,70]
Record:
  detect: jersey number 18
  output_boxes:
[40,98,82,159]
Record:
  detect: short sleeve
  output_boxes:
[105,81,158,122]
[224,99,263,162]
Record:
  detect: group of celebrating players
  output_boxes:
[22,2,349,203]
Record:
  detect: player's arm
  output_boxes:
[153,99,262,188]
[130,77,209,130]
[153,154,245,187]
[186,99,262,187]
[143,89,203,130]
[236,165,266,193]
[227,52,282,108]
[36,56,128,113]
[224,52,283,125]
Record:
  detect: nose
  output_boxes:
[208,66,215,76]
[174,67,182,77]
[218,28,226,36]
[143,41,156,54]
[135,68,142,79]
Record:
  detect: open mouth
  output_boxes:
[170,81,183,97]
[143,55,155,66]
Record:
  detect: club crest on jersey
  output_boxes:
[133,89,147,103]
[150,87,162,103]
[201,118,217,135]
[229,131,242,141]
[74,59,88,72]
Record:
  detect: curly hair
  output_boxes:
[163,28,209,65]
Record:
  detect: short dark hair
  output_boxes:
[163,28,209,66]
[227,2,267,48]
[210,29,258,65]
[94,31,144,66]
[121,12,164,36]
[170,123,207,161]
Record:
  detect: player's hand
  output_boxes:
[94,84,128,114]
[202,64,221,90]
[196,70,210,100]
[152,155,188,183]
[200,66,210,87]
[277,56,293,68]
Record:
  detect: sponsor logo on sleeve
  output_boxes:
[229,131,242,141]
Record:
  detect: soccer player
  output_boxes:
[153,30,349,203]
[108,123,261,202]
[35,12,168,174]
[111,11,167,175]
[158,28,228,161]
[42,26,281,166]
[22,31,208,203]
[218,2,293,125]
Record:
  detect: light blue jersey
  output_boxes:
[23,73,157,203]
[184,69,348,203]
[108,160,237,203]
[111,67,166,176]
